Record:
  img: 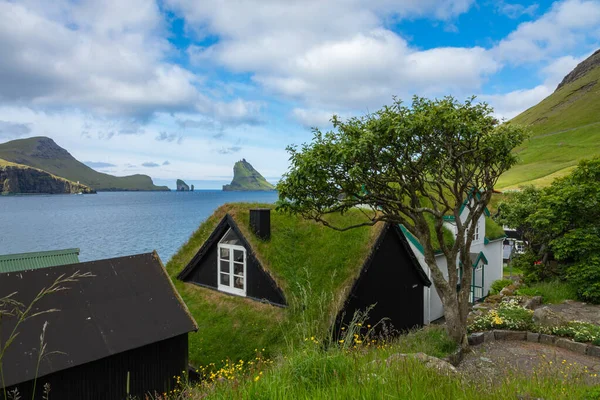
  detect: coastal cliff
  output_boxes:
[222,159,275,191]
[0,161,96,195]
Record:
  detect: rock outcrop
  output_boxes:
[556,49,600,91]
[176,179,190,191]
[0,163,96,195]
[190,184,194,191]
[222,159,275,192]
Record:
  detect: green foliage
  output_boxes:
[498,158,600,302]
[0,137,168,191]
[550,322,600,345]
[498,64,600,188]
[489,279,513,295]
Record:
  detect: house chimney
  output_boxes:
[250,208,271,240]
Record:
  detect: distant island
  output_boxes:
[222,159,275,191]
[0,137,169,192]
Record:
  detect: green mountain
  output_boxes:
[222,159,275,191]
[0,137,169,191]
[0,158,95,195]
[498,49,600,189]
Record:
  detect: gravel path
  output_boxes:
[458,341,600,386]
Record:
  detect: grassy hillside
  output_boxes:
[0,137,169,191]
[498,60,600,189]
[0,157,95,194]
[223,159,275,191]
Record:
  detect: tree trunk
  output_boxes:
[440,292,469,348]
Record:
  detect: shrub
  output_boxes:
[490,279,513,295]
[550,322,600,345]
[566,256,600,304]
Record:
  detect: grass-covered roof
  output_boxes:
[167,203,381,366]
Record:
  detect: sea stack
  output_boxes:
[222,159,275,191]
[176,179,190,191]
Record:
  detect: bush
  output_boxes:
[490,279,513,295]
[550,322,600,345]
[566,256,600,304]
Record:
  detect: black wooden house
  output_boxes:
[1,252,198,400]
[178,208,430,332]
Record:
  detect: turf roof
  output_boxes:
[167,203,382,366]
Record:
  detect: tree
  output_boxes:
[500,158,600,302]
[277,96,527,347]
[496,186,559,282]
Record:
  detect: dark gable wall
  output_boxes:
[8,334,188,400]
[187,229,286,306]
[338,228,424,333]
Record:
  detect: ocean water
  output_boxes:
[0,191,279,262]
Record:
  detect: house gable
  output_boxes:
[336,224,431,333]
[0,252,197,389]
[178,214,287,306]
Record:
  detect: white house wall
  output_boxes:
[404,214,505,325]
[483,239,503,295]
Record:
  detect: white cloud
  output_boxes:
[495,2,539,19]
[481,85,553,120]
[495,0,600,64]
[171,0,488,112]
[481,52,588,120]
[0,0,261,126]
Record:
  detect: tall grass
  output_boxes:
[517,280,578,304]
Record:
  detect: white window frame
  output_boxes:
[217,230,247,297]
[473,221,481,243]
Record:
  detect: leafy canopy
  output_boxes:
[277,96,526,243]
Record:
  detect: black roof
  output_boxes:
[0,252,198,388]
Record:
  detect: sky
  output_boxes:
[0,0,599,189]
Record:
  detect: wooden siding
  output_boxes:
[337,227,425,333]
[6,334,188,400]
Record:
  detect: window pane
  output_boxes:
[234,263,244,276]
[220,228,242,246]
[220,247,230,259]
[220,260,229,273]
[234,276,244,289]
[234,249,244,263]
[220,273,230,286]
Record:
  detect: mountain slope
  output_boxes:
[0,137,169,191]
[0,158,95,194]
[498,50,600,189]
[222,159,275,191]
